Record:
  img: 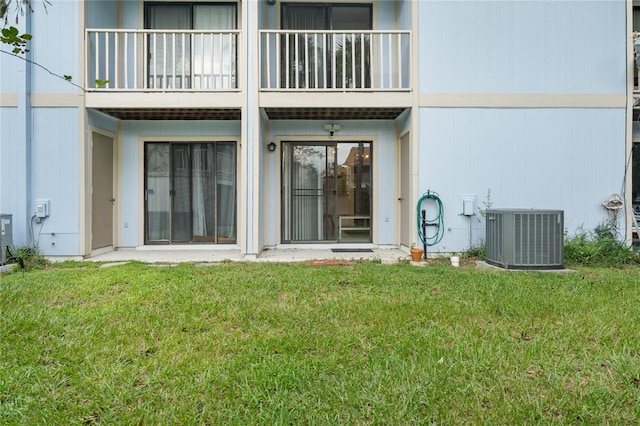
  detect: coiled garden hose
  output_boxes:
[417,191,445,247]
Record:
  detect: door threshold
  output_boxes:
[90,246,114,257]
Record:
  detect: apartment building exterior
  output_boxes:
[0,0,634,259]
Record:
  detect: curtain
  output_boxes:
[281,6,327,88]
[191,144,215,240]
[216,143,237,241]
[282,6,326,31]
[147,5,191,88]
[281,5,372,89]
[194,5,235,30]
[171,145,191,242]
[287,144,332,241]
[147,4,237,89]
[292,160,318,241]
[194,5,237,89]
[145,143,170,242]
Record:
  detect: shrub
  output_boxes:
[564,228,639,267]
[464,242,486,260]
[6,245,48,270]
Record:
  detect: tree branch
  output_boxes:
[0,48,85,91]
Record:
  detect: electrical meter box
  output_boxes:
[1,214,13,265]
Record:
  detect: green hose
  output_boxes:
[417,191,445,247]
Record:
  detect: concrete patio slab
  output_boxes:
[85,245,409,264]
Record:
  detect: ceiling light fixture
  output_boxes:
[324,124,340,137]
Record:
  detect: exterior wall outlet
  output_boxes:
[34,199,50,218]
[463,200,474,216]
[458,195,476,216]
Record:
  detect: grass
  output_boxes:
[2,261,640,424]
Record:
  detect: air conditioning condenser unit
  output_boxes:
[1,214,13,266]
[485,209,564,270]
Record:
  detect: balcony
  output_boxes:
[85,29,242,119]
[260,30,411,92]
[83,29,412,120]
[86,29,240,91]
[259,30,411,119]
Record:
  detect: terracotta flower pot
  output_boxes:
[410,247,424,262]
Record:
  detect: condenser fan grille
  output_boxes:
[486,209,564,269]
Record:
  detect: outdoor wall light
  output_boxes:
[267,141,277,152]
[324,124,340,137]
[266,0,276,5]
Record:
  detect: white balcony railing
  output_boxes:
[634,32,640,93]
[86,29,240,91]
[260,30,411,91]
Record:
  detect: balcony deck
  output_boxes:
[85,29,412,119]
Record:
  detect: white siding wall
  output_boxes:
[0,107,28,246]
[0,45,25,93]
[258,112,268,250]
[30,108,81,255]
[419,108,626,252]
[1,5,81,252]
[30,0,80,93]
[86,0,119,28]
[1,19,29,247]
[119,120,241,247]
[419,0,626,94]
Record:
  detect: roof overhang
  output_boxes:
[86,91,242,120]
[260,91,411,120]
[263,107,406,120]
[94,108,241,120]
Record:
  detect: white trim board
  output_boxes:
[419,93,626,108]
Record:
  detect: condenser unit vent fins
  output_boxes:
[485,209,564,270]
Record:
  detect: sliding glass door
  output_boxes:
[282,142,371,243]
[145,142,236,244]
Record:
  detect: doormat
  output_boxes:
[331,248,374,253]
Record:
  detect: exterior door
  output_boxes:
[144,142,236,244]
[91,132,114,250]
[282,142,371,243]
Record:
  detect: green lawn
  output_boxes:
[2,261,640,424]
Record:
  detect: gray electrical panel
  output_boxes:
[485,209,564,269]
[1,214,13,265]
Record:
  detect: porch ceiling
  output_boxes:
[95,108,241,121]
[263,107,407,120]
